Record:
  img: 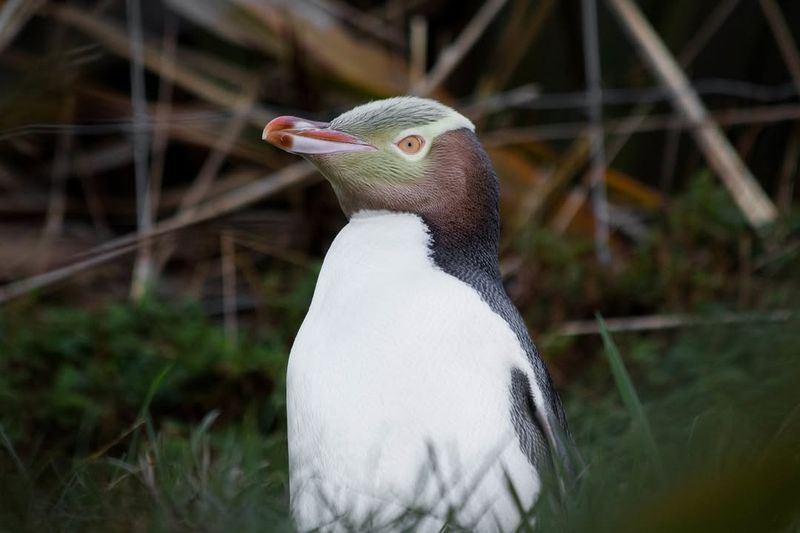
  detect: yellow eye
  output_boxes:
[396,135,424,155]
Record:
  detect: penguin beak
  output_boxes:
[263,116,377,155]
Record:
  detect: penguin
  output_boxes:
[263,97,577,532]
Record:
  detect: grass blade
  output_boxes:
[596,313,664,476]
[0,423,28,482]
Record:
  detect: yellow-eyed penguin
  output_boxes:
[263,97,577,531]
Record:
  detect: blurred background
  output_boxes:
[1,0,799,531]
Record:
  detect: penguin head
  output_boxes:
[262,97,489,218]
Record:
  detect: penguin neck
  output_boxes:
[419,135,503,284]
[332,128,503,283]
[337,209,501,310]
[420,196,501,284]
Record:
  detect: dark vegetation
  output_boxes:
[1,0,799,531]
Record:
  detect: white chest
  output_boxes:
[287,212,538,531]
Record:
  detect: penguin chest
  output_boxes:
[286,213,537,529]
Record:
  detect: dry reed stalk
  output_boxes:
[555,309,794,336]
[482,103,800,145]
[759,0,800,96]
[52,4,273,127]
[411,0,511,96]
[408,16,428,86]
[127,0,154,300]
[581,0,611,264]
[606,0,778,229]
[0,163,315,303]
[0,0,47,54]
[221,230,237,343]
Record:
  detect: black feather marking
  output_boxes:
[509,368,549,470]
[420,129,577,480]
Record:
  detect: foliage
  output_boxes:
[0,296,294,455]
[546,317,800,532]
[2,300,799,532]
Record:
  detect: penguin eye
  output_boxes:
[396,135,425,155]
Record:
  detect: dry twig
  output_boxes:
[606,0,778,229]
[0,0,47,54]
[554,309,794,336]
[483,103,800,145]
[127,0,154,299]
[52,4,273,128]
[581,0,611,264]
[221,230,237,343]
[759,0,800,96]
[411,0,510,96]
[0,163,316,303]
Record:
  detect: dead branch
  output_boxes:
[127,0,154,300]
[0,0,47,54]
[581,0,611,264]
[482,103,800,145]
[221,230,237,343]
[51,4,273,128]
[0,163,316,304]
[606,0,778,229]
[411,0,510,96]
[554,309,794,336]
[759,0,800,96]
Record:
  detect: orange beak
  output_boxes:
[262,115,376,155]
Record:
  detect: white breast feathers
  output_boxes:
[287,211,539,532]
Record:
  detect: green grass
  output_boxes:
[596,314,663,477]
[538,318,800,533]
[1,301,799,532]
